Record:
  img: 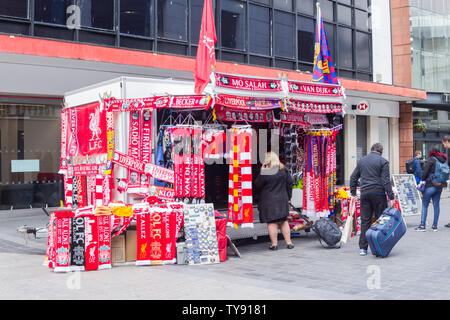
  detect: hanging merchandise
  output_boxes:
[154,128,167,187]
[202,126,226,161]
[227,126,253,228]
[302,128,341,220]
[128,110,142,191]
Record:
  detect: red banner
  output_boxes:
[149,210,163,263]
[170,95,212,110]
[141,110,152,164]
[289,100,343,114]
[112,150,146,174]
[97,215,111,270]
[154,186,175,202]
[214,105,274,122]
[145,163,175,184]
[215,73,283,92]
[60,110,68,172]
[70,164,105,176]
[216,94,282,110]
[105,97,169,111]
[288,81,343,97]
[279,112,308,126]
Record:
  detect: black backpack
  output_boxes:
[405,158,416,174]
[312,218,342,249]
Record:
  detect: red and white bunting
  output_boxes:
[289,100,343,114]
[288,81,343,97]
[215,73,283,92]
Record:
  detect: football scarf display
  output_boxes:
[184,203,220,265]
[84,215,99,271]
[172,126,205,203]
[227,126,253,228]
[302,128,340,220]
[54,214,72,272]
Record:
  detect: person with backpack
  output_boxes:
[415,144,449,232]
[406,150,423,184]
[350,143,395,256]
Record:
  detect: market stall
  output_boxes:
[45,73,347,272]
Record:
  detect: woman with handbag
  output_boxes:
[415,145,448,232]
[254,152,294,250]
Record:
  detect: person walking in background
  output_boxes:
[416,144,449,232]
[442,135,450,228]
[254,152,294,250]
[350,143,395,256]
[412,150,423,184]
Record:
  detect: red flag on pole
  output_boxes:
[194,0,217,94]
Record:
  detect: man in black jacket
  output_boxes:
[350,143,395,256]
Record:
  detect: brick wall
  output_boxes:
[391,0,413,173]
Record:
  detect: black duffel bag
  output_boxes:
[312,217,342,249]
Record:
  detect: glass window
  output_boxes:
[297,16,314,62]
[356,31,370,70]
[337,4,352,26]
[79,0,114,30]
[338,27,353,68]
[249,5,270,56]
[356,115,367,160]
[0,103,63,209]
[296,0,314,16]
[320,0,334,22]
[190,0,203,43]
[274,11,294,58]
[251,0,271,5]
[35,0,73,25]
[355,9,368,31]
[354,0,368,11]
[337,0,351,5]
[158,0,187,41]
[0,0,29,18]
[221,0,246,50]
[120,0,152,37]
[274,0,292,11]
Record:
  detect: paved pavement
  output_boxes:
[0,196,449,300]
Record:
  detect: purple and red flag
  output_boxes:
[313,3,338,84]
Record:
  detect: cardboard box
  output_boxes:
[111,234,125,263]
[125,230,137,262]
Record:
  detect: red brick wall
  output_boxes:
[391,0,413,173]
[399,102,413,173]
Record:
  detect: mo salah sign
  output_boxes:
[215,73,283,92]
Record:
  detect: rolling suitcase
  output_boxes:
[366,207,406,258]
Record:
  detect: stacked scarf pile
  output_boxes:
[227,126,253,228]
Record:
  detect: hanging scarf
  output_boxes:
[54,214,72,272]
[136,209,151,266]
[97,215,112,270]
[84,215,99,271]
[70,216,85,271]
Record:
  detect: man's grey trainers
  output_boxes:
[360,249,367,256]
[415,225,426,232]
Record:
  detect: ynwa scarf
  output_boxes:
[54,214,72,272]
[97,215,112,269]
[227,127,253,228]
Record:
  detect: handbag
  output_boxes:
[417,180,426,193]
[340,198,356,244]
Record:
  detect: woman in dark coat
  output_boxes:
[254,152,294,250]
